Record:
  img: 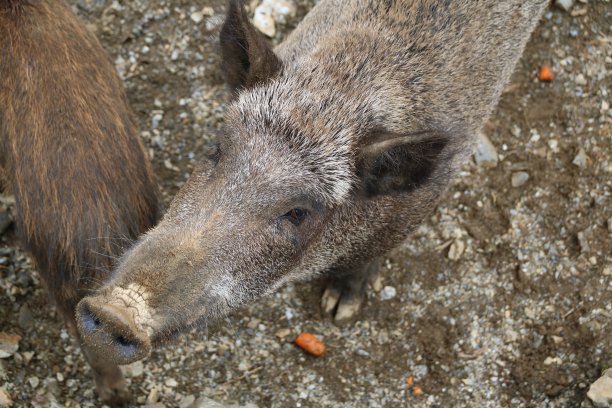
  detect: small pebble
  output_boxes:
[22,351,34,365]
[0,333,21,359]
[247,318,261,329]
[18,305,34,331]
[261,0,296,23]
[511,172,530,187]
[253,5,276,37]
[572,148,588,168]
[413,364,429,380]
[275,328,291,339]
[474,132,498,167]
[165,378,178,388]
[179,394,196,408]
[570,7,587,16]
[543,356,562,365]
[447,239,465,261]
[551,336,563,344]
[555,0,574,11]
[146,387,159,404]
[253,0,297,37]
[28,376,39,388]
[380,286,396,300]
[122,361,144,378]
[190,12,204,24]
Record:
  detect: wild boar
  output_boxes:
[76,0,547,366]
[0,0,159,404]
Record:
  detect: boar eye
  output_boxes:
[282,208,308,226]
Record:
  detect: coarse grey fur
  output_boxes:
[77,0,548,366]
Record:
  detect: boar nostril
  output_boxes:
[79,304,101,333]
[116,335,130,346]
[114,335,138,357]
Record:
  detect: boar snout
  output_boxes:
[76,293,152,365]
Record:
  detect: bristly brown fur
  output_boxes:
[0,0,159,404]
[0,0,30,14]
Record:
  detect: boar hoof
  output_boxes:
[321,282,364,324]
[369,273,383,292]
[334,300,362,323]
[321,285,342,314]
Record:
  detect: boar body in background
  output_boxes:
[0,0,159,404]
[77,0,547,365]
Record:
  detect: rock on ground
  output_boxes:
[587,369,612,408]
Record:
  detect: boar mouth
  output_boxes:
[149,313,211,347]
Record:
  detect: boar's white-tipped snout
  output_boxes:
[76,285,154,365]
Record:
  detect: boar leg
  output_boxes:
[321,257,383,323]
[66,318,130,406]
[81,344,130,406]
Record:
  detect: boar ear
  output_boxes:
[220,0,282,93]
[355,130,454,198]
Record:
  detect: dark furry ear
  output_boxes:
[220,0,282,94]
[356,130,453,197]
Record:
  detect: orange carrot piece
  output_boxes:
[539,65,554,82]
[294,332,325,357]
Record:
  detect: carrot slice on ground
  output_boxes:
[294,332,325,357]
[539,65,554,82]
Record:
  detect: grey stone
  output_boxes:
[575,74,587,86]
[573,148,589,168]
[511,172,530,187]
[413,364,429,380]
[190,12,204,24]
[474,132,498,167]
[380,286,396,300]
[28,376,40,388]
[556,0,574,11]
[253,0,297,37]
[18,304,34,331]
[164,378,178,387]
[122,360,144,378]
[253,4,276,37]
[587,369,612,408]
[180,394,196,408]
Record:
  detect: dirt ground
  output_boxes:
[0,1,610,407]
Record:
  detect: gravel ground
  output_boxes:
[1,0,611,407]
